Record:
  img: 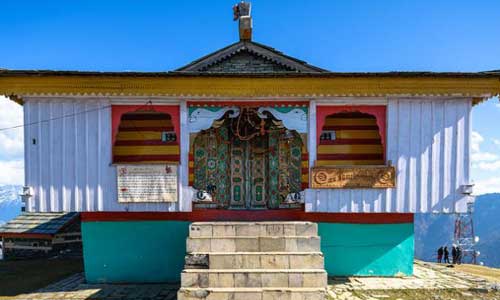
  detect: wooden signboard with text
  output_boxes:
[311,165,396,189]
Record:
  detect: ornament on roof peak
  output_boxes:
[233,1,252,41]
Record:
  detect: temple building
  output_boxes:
[1,3,499,299]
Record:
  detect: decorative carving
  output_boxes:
[257,107,308,133]
[311,166,396,189]
[188,106,240,133]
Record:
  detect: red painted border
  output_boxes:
[111,105,180,146]
[113,154,180,163]
[316,106,387,160]
[81,211,413,224]
[114,140,179,146]
[319,139,382,145]
[316,153,383,160]
[117,126,176,132]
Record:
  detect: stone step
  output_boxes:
[189,222,318,238]
[177,287,326,300]
[181,269,327,288]
[185,252,324,269]
[186,236,321,253]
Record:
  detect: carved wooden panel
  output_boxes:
[250,136,267,208]
[193,126,230,206]
[230,139,245,208]
[311,166,396,189]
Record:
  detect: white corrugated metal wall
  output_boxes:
[24,97,472,213]
[23,98,186,212]
[305,98,472,213]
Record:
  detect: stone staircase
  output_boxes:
[177,222,327,300]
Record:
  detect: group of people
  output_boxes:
[437,246,462,264]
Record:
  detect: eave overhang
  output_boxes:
[1,70,499,105]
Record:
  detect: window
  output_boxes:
[316,106,386,166]
[112,107,180,164]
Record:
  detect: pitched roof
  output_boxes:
[0,212,79,236]
[175,41,328,73]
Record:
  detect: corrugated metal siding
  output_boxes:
[25,97,472,213]
[24,99,183,212]
[305,99,472,213]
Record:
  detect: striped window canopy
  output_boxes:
[111,105,180,164]
[316,106,386,166]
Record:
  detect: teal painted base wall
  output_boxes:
[81,220,190,283]
[318,222,414,276]
[81,220,413,283]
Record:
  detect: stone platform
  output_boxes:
[10,261,500,300]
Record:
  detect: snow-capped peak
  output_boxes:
[0,185,22,205]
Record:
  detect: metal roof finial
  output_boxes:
[233,1,252,41]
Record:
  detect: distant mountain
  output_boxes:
[415,193,500,268]
[0,185,22,225]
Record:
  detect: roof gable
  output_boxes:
[176,41,327,73]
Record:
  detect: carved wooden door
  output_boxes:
[193,121,304,210]
[229,136,267,209]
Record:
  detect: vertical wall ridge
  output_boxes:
[23,101,31,211]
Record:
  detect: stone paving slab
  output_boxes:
[11,260,500,300]
[14,274,178,300]
[327,261,500,300]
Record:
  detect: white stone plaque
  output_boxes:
[117,164,178,203]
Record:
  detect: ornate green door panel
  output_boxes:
[249,135,267,209]
[230,139,245,208]
[193,125,230,206]
[267,129,280,209]
[287,132,303,194]
[192,110,305,209]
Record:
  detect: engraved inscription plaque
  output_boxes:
[117,164,178,203]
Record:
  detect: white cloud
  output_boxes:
[0,160,24,185]
[0,96,24,185]
[496,103,500,109]
[471,131,484,153]
[470,131,500,167]
[493,138,500,147]
[0,130,23,158]
[472,152,498,162]
[0,96,23,160]
[474,161,500,171]
[474,177,500,195]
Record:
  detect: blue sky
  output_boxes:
[0,0,499,193]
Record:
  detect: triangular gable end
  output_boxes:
[175,41,328,73]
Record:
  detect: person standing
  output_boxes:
[437,247,444,263]
[452,246,457,264]
[456,247,462,264]
[444,246,450,264]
